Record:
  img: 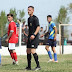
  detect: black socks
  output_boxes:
[33,53,40,67]
[27,53,31,68]
[27,53,40,68]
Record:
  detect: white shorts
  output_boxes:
[8,43,15,50]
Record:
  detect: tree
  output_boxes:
[68,3,72,12]
[9,8,17,22]
[54,6,69,38]
[19,9,25,22]
[0,11,7,37]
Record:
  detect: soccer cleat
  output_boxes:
[13,62,16,65]
[15,61,19,65]
[12,59,16,65]
[48,59,54,63]
[33,66,41,71]
[54,60,58,63]
[25,67,31,70]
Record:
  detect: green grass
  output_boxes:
[0,54,72,72]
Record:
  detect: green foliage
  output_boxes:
[19,9,25,22]
[68,3,72,12]
[0,11,7,37]
[0,8,25,37]
[9,8,17,22]
[54,6,69,38]
[55,6,69,24]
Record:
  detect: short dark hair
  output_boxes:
[7,14,13,18]
[28,6,34,9]
[47,15,52,19]
[25,25,28,26]
[18,19,21,22]
[41,27,43,28]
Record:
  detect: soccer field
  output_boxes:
[0,54,72,72]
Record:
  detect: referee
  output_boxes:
[25,6,41,71]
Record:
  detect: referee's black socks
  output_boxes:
[27,53,31,68]
[33,53,40,67]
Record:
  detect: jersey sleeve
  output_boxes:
[34,17,40,27]
[9,23,14,32]
[51,23,56,28]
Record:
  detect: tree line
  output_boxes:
[0,3,72,37]
[0,8,25,37]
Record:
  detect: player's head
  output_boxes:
[18,19,21,22]
[7,14,14,22]
[23,21,26,25]
[47,15,52,22]
[28,6,34,16]
[25,25,28,28]
[41,27,43,31]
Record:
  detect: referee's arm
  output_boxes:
[34,26,40,35]
[34,17,40,35]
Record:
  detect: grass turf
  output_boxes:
[0,54,72,72]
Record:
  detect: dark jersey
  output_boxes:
[28,15,40,36]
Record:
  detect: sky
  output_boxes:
[0,0,72,27]
[0,0,72,39]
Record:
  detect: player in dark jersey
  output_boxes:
[25,6,41,71]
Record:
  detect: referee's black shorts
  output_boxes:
[27,35,39,49]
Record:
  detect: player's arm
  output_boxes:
[7,32,13,39]
[34,26,40,35]
[6,23,14,43]
[5,31,13,43]
[54,27,57,41]
[44,26,47,33]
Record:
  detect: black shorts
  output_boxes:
[46,39,56,47]
[39,40,44,43]
[27,35,39,49]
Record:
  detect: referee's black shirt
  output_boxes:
[28,15,40,36]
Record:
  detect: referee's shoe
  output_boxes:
[33,66,41,71]
[25,67,31,71]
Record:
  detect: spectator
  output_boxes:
[39,26,47,45]
[23,25,28,44]
[22,21,26,32]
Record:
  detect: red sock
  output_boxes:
[11,52,14,59]
[13,52,18,61]
[9,50,14,59]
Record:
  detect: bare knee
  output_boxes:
[26,48,31,54]
[31,49,36,54]
[45,45,50,51]
[52,47,56,53]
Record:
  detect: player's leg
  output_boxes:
[9,43,18,65]
[31,48,40,67]
[52,47,58,62]
[51,40,58,62]
[25,48,31,70]
[31,48,41,71]
[8,45,15,64]
[8,48,14,60]
[12,50,18,65]
[45,45,53,62]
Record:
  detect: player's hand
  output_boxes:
[5,38,9,43]
[40,35,44,38]
[30,35,35,40]
[54,37,56,41]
